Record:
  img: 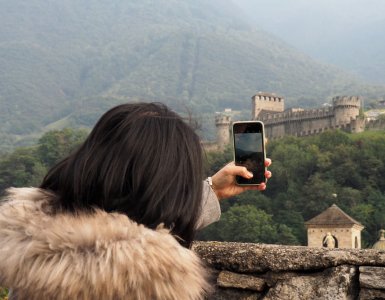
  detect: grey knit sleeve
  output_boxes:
[196,180,221,230]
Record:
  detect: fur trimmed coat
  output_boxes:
[0,188,210,300]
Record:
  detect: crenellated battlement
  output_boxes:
[253,92,284,103]
[215,115,231,125]
[333,95,361,108]
[259,107,334,124]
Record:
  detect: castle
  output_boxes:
[208,92,385,150]
[252,92,365,139]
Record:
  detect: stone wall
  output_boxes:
[253,96,364,140]
[193,241,385,299]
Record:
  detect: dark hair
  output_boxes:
[40,103,203,247]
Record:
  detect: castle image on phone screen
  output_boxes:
[234,130,265,184]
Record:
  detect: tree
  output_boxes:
[200,205,278,244]
[37,128,88,168]
[0,147,46,194]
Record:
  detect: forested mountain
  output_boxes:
[1,0,385,152]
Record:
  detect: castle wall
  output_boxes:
[255,96,363,139]
[365,118,385,131]
[210,94,383,149]
[194,241,385,299]
[260,107,335,139]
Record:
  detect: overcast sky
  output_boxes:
[233,0,385,82]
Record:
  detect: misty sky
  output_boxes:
[235,0,385,36]
[233,0,385,82]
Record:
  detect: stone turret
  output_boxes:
[215,114,231,149]
[333,96,361,126]
[252,92,284,120]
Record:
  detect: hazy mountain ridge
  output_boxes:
[1,0,384,151]
[234,0,385,84]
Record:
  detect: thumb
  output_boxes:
[225,165,253,179]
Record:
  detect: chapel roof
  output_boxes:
[305,204,363,227]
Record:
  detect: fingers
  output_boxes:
[265,158,272,167]
[223,164,253,179]
[265,170,272,179]
[226,158,271,168]
[243,182,266,191]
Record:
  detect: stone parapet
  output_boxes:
[365,118,385,130]
[333,96,361,107]
[259,107,334,125]
[193,241,385,299]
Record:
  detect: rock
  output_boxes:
[359,266,385,290]
[208,287,261,300]
[359,288,385,300]
[263,265,358,300]
[217,271,266,291]
[193,241,385,272]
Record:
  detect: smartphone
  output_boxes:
[232,121,266,185]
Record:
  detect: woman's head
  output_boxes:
[41,103,203,246]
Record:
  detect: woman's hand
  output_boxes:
[210,158,272,200]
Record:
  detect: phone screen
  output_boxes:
[233,122,266,185]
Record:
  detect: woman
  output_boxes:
[0,103,271,299]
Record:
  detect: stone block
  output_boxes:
[359,288,385,300]
[359,266,385,290]
[217,271,266,292]
[208,287,261,300]
[263,265,358,300]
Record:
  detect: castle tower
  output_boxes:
[333,96,361,126]
[305,204,364,249]
[252,92,284,120]
[215,114,231,149]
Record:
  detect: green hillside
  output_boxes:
[2,127,385,247]
[1,0,385,152]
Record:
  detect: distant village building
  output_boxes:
[305,204,364,249]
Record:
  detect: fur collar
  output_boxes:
[0,188,209,300]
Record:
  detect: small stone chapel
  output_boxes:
[305,204,364,249]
